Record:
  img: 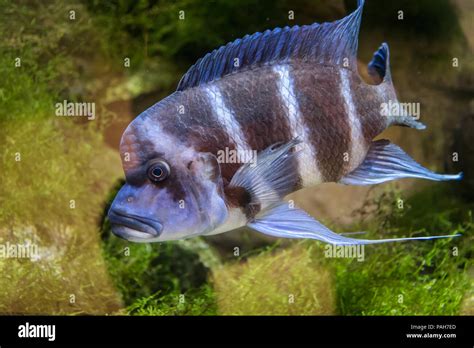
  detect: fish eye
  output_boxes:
[147,160,170,183]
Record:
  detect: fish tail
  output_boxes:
[369,43,427,131]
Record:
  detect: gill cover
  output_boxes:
[188,152,229,235]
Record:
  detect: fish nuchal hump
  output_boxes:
[273,64,322,186]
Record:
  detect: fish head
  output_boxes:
[108,113,228,243]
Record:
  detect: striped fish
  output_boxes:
[108,0,462,244]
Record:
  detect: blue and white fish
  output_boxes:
[108,0,462,244]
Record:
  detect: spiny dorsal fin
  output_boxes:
[368,42,392,84]
[177,0,365,91]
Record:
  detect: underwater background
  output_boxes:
[0,0,472,315]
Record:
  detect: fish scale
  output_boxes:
[109,0,462,245]
[216,66,294,152]
[290,64,352,182]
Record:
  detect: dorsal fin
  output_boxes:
[368,42,392,84]
[177,0,365,91]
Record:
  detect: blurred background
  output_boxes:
[0,0,472,315]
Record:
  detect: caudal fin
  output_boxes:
[368,43,391,84]
[369,43,426,130]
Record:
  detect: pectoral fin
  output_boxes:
[341,140,462,186]
[247,203,460,245]
[227,138,301,211]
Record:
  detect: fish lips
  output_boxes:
[108,209,163,242]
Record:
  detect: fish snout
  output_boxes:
[108,208,163,242]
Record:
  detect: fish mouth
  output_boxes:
[108,209,162,242]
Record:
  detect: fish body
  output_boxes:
[109,0,461,244]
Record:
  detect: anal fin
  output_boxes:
[340,139,462,186]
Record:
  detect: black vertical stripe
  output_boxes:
[217,66,294,152]
[292,64,351,182]
[349,77,389,144]
[217,65,303,191]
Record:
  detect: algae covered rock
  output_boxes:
[212,243,335,315]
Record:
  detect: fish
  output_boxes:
[108,0,462,245]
